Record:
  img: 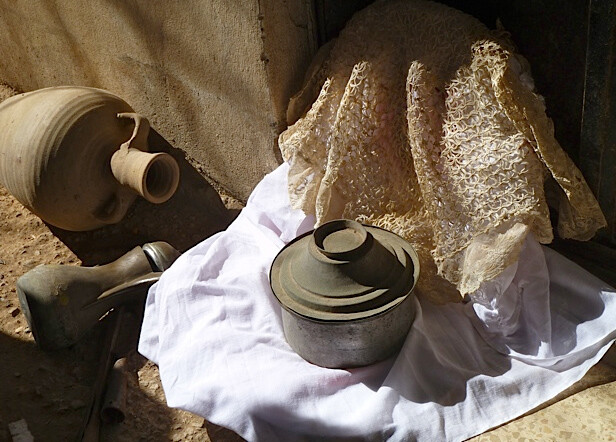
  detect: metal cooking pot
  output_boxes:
[270,219,420,368]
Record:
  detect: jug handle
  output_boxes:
[116,112,150,152]
[94,112,151,225]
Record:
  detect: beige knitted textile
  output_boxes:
[279,0,606,303]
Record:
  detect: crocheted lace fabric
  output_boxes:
[279,0,606,302]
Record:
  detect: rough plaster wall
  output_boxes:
[0,0,316,200]
[261,0,317,133]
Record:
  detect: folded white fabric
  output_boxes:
[139,163,616,441]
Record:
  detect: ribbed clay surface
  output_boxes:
[0,87,136,230]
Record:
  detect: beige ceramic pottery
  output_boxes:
[0,86,180,231]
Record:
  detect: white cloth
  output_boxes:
[139,163,616,441]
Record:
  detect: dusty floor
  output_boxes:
[1,84,615,441]
[0,182,242,441]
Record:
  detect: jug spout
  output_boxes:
[110,112,180,204]
[111,147,180,204]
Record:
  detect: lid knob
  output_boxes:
[311,219,371,261]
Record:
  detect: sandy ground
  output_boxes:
[0,180,247,442]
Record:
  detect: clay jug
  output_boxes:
[0,86,180,231]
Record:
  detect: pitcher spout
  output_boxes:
[111,147,180,204]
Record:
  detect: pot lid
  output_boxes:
[270,219,420,322]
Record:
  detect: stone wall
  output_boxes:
[0,0,316,200]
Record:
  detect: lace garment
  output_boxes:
[279,0,606,302]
